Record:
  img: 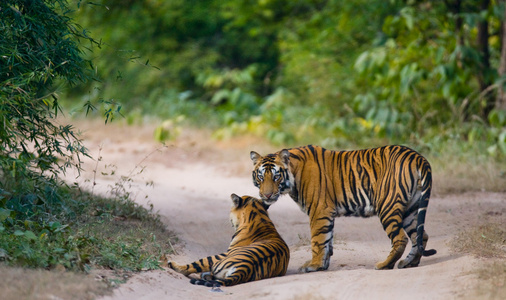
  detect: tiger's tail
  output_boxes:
[416,158,437,257]
[167,253,227,276]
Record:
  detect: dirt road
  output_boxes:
[68,121,504,300]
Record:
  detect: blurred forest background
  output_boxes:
[67,0,506,156]
[1,0,506,276]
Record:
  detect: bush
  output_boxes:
[0,179,173,272]
[0,0,163,274]
[1,0,94,180]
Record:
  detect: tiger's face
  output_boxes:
[250,149,293,207]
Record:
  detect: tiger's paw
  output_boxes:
[397,254,421,269]
[298,260,327,273]
[374,260,395,270]
[397,259,418,269]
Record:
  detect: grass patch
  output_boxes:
[0,173,175,292]
[0,186,174,272]
[69,189,175,271]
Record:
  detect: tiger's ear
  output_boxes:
[279,149,290,166]
[250,151,262,165]
[231,193,243,208]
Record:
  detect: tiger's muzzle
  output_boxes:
[259,192,280,206]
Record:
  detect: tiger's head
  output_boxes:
[250,149,293,207]
[229,194,268,230]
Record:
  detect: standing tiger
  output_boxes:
[168,194,290,287]
[250,145,437,272]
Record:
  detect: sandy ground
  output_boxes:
[63,120,505,300]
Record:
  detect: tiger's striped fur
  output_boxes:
[168,194,290,286]
[250,145,436,272]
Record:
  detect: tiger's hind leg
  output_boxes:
[398,231,428,268]
[398,183,436,268]
[398,207,428,268]
[190,277,224,288]
[375,205,408,270]
[188,269,227,288]
[212,255,254,286]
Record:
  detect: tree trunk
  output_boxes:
[445,0,464,46]
[476,0,494,118]
[498,1,506,110]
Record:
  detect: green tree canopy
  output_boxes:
[67,0,506,153]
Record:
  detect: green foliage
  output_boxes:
[0,0,86,267]
[351,0,506,154]
[0,0,172,274]
[154,117,183,142]
[0,177,172,271]
[1,0,94,178]
[63,0,506,158]
[68,0,279,107]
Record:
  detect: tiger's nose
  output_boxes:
[263,193,273,199]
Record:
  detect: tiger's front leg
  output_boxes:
[299,217,334,273]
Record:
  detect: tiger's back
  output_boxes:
[296,145,431,218]
[168,194,289,287]
[250,145,436,272]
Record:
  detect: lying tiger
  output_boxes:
[168,194,290,287]
[250,145,437,272]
